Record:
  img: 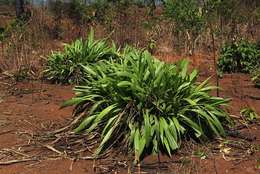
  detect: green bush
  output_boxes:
[251,69,260,88]
[43,29,118,84]
[218,40,260,74]
[62,47,231,162]
[68,0,95,24]
[240,107,259,122]
[218,39,260,88]
[164,0,205,34]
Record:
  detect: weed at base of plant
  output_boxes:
[251,68,260,88]
[192,150,207,160]
[240,107,259,123]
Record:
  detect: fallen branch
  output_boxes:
[245,95,260,100]
[226,130,256,141]
[0,130,13,135]
[43,144,63,155]
[2,148,30,158]
[0,158,38,165]
[51,112,86,134]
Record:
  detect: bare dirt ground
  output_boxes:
[0,55,260,174]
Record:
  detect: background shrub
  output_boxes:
[43,29,118,84]
[218,39,260,87]
[218,39,260,74]
[251,69,260,88]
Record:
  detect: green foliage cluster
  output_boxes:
[163,0,259,54]
[48,0,92,25]
[218,40,260,73]
[164,0,205,35]
[54,37,232,162]
[240,107,259,122]
[69,0,89,22]
[48,0,134,24]
[44,29,118,84]
[251,69,260,88]
[218,39,260,87]
[0,17,28,40]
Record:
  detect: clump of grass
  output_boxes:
[62,47,231,162]
[43,29,118,84]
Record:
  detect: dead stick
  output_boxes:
[43,144,63,155]
[245,95,260,100]
[211,28,219,97]
[213,158,218,174]
[0,158,37,165]
[127,153,131,174]
[157,153,161,174]
[51,112,85,134]
[0,130,13,135]
[3,148,30,158]
[137,162,141,174]
[69,159,75,171]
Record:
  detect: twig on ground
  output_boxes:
[0,130,13,135]
[0,158,38,165]
[213,158,218,174]
[245,95,260,100]
[42,144,63,155]
[2,148,30,158]
[51,112,86,134]
[226,130,256,141]
[69,159,75,171]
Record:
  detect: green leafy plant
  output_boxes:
[43,29,118,84]
[62,47,231,162]
[240,107,259,122]
[164,0,205,34]
[218,39,260,88]
[218,39,260,74]
[192,150,207,160]
[251,69,260,88]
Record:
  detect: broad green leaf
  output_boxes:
[180,60,189,79]
[61,97,85,108]
[74,115,96,133]
[117,81,132,88]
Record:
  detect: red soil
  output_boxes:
[0,55,260,174]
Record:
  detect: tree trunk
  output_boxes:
[148,0,156,16]
[210,28,219,97]
[15,0,25,19]
[185,31,193,55]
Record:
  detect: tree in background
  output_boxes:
[207,0,259,42]
[202,0,223,96]
[15,0,24,19]
[164,0,205,55]
[146,0,156,16]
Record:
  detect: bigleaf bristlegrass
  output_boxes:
[62,47,232,162]
[43,28,118,84]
